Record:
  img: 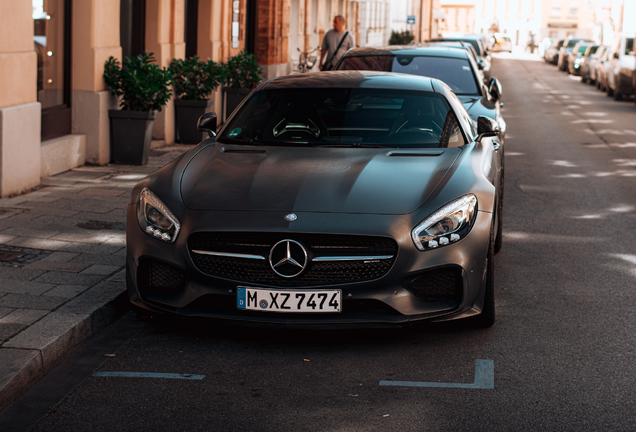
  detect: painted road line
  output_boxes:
[379,359,494,389]
[93,372,205,380]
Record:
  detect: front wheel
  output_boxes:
[468,225,496,328]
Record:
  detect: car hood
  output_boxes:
[457,95,497,121]
[180,144,462,214]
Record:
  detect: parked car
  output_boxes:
[596,47,611,92]
[545,39,565,64]
[605,33,635,100]
[464,33,492,53]
[538,38,554,59]
[568,42,597,76]
[585,45,607,85]
[428,36,492,82]
[335,46,506,144]
[558,38,592,72]
[126,71,503,328]
[416,40,485,83]
[492,33,512,53]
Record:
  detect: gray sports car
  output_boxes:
[126,71,503,328]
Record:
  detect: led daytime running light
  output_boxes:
[412,194,477,251]
[138,188,181,243]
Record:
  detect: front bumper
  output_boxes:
[126,205,493,328]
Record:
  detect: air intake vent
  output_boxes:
[221,148,266,154]
[386,152,442,157]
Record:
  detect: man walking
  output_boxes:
[319,15,355,71]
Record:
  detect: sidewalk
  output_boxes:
[0,144,194,410]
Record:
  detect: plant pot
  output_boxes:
[174,98,215,144]
[222,87,251,122]
[109,110,157,165]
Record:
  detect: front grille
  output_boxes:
[188,232,398,287]
[406,267,463,302]
[138,259,185,294]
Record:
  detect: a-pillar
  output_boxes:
[72,0,121,165]
[146,0,186,145]
[0,1,40,197]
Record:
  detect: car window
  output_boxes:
[626,38,634,55]
[220,88,467,149]
[588,46,599,55]
[575,45,588,54]
[338,55,480,96]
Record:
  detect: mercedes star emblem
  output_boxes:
[269,239,307,278]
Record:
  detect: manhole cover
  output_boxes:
[0,250,27,262]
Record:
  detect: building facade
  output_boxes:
[0,0,435,198]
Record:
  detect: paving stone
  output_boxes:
[79,188,128,197]
[0,294,67,311]
[59,242,124,255]
[3,312,91,373]
[0,227,61,240]
[5,237,72,251]
[32,271,104,286]
[0,267,46,281]
[0,280,57,295]
[0,348,43,410]
[50,232,115,244]
[106,269,126,283]
[42,285,87,298]
[0,308,14,319]
[80,265,122,276]
[41,252,80,262]
[0,323,26,341]
[69,253,125,266]
[0,234,17,244]
[23,261,91,273]
[0,309,49,325]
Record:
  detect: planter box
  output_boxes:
[174,98,215,144]
[222,87,251,122]
[109,110,157,165]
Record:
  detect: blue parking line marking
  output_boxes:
[93,372,205,380]
[379,359,494,389]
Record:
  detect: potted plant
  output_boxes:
[104,52,172,165]
[169,56,224,144]
[222,50,263,121]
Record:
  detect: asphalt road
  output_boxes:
[4,55,636,432]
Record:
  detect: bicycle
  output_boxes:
[295,47,320,73]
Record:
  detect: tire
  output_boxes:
[614,91,622,101]
[469,225,496,328]
[607,86,614,97]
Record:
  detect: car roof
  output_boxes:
[264,70,438,93]
[341,46,471,60]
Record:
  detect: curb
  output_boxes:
[0,286,129,410]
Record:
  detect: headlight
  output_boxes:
[412,194,477,251]
[137,188,181,243]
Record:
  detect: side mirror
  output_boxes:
[197,112,217,138]
[476,116,500,142]
[477,59,484,70]
[488,77,502,102]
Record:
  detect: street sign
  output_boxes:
[407,15,416,25]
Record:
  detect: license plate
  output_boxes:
[237,287,341,313]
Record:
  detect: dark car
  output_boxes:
[584,45,607,84]
[596,48,612,92]
[412,41,485,83]
[334,46,506,143]
[568,42,597,76]
[428,36,492,82]
[558,38,593,71]
[545,38,565,64]
[126,71,503,328]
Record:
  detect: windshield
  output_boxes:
[589,46,599,55]
[338,55,480,96]
[219,88,467,149]
[576,45,588,54]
